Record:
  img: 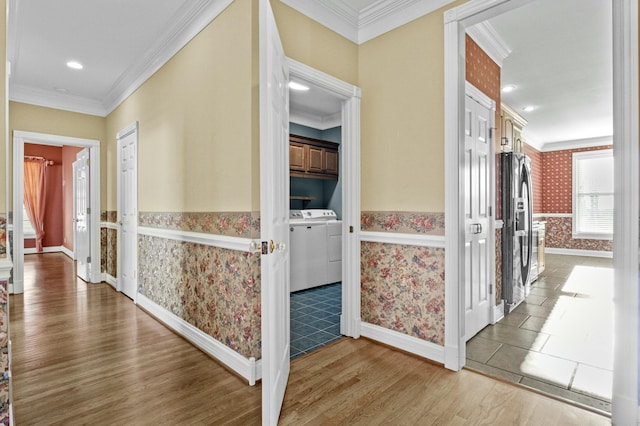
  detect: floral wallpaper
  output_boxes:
[541,217,612,252]
[100,211,117,278]
[0,215,5,259]
[361,212,445,235]
[361,241,445,345]
[0,279,9,423]
[138,212,260,238]
[495,227,502,304]
[523,143,543,214]
[138,235,262,359]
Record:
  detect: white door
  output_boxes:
[74,149,91,282]
[259,0,290,424]
[72,161,78,260]
[464,92,492,341]
[117,123,138,300]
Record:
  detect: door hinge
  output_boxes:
[87,256,91,264]
[87,207,91,214]
[261,241,269,255]
[489,206,492,217]
[349,226,354,233]
[489,284,493,295]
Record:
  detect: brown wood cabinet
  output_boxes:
[289,134,339,180]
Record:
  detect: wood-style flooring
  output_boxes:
[11,253,610,425]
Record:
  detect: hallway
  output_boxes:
[11,254,609,425]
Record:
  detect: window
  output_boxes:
[23,204,36,238]
[572,149,613,239]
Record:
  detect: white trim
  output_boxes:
[571,233,613,241]
[137,293,261,385]
[540,135,613,152]
[281,0,455,45]
[289,110,342,131]
[545,247,612,258]
[465,21,511,67]
[0,254,13,282]
[360,322,445,364]
[102,273,117,288]
[465,81,494,110]
[360,231,445,248]
[9,84,107,117]
[137,226,260,253]
[492,301,504,324]
[495,220,503,228]
[23,245,74,258]
[287,57,362,340]
[12,131,101,294]
[101,222,119,231]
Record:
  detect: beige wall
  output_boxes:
[105,0,256,213]
[271,1,358,86]
[359,1,465,213]
[8,101,106,210]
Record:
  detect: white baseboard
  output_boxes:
[360,322,445,364]
[102,273,117,288]
[545,247,613,258]
[61,245,75,260]
[137,293,261,385]
[24,246,65,255]
[492,301,504,324]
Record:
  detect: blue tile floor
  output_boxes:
[290,282,343,359]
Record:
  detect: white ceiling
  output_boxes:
[8,0,612,148]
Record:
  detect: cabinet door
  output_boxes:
[290,142,306,172]
[325,149,339,176]
[308,146,324,173]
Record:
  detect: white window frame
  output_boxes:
[572,149,614,239]
[22,204,36,239]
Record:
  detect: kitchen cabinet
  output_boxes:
[289,134,339,180]
[501,103,528,153]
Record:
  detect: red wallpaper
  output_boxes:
[541,145,612,213]
[24,144,63,248]
[523,144,543,214]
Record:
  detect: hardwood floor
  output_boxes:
[11,253,610,425]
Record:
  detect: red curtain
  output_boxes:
[24,158,48,252]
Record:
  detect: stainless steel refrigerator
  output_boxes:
[501,152,534,315]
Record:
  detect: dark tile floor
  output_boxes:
[290,283,343,359]
[466,254,613,413]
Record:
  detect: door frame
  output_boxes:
[12,131,101,293]
[443,0,638,424]
[287,58,362,338]
[116,122,139,301]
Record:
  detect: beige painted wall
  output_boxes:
[8,101,106,210]
[271,0,358,86]
[105,0,256,213]
[359,1,465,213]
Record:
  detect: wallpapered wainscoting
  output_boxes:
[100,211,117,279]
[0,215,6,259]
[361,212,446,347]
[0,279,9,423]
[136,212,262,360]
[540,216,612,252]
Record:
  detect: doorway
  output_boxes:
[444,0,638,423]
[12,131,101,294]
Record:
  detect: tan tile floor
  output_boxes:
[466,253,613,412]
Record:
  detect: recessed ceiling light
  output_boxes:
[502,85,517,93]
[54,87,68,93]
[66,61,83,70]
[523,105,536,112]
[289,81,309,91]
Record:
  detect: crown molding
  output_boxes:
[539,135,613,152]
[9,84,107,116]
[102,0,233,114]
[466,21,511,66]
[290,110,342,130]
[283,0,455,44]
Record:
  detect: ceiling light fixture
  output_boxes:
[289,81,309,91]
[523,105,536,112]
[502,85,517,93]
[66,61,84,70]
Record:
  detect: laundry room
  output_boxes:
[288,78,344,359]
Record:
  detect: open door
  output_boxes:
[117,123,138,301]
[74,149,91,282]
[260,0,290,424]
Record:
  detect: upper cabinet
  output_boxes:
[289,134,339,180]
[501,103,528,153]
